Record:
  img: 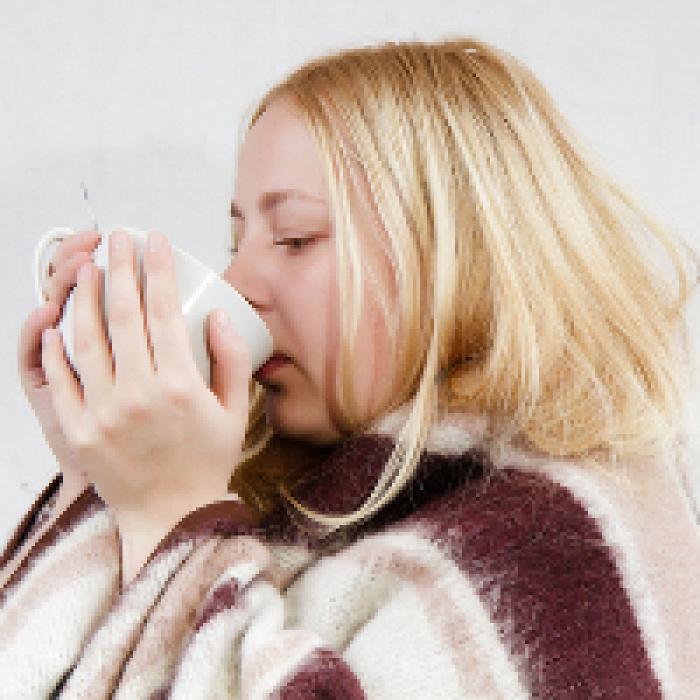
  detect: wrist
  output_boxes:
[51,467,90,515]
[115,488,240,586]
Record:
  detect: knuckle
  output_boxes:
[73,332,93,356]
[50,250,66,272]
[68,427,96,452]
[43,277,56,301]
[67,252,91,277]
[94,407,119,438]
[57,235,78,257]
[117,385,152,421]
[47,279,66,305]
[160,376,192,409]
[148,295,174,322]
[109,298,132,327]
[48,266,75,303]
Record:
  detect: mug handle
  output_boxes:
[33,227,78,304]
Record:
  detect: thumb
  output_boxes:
[207,309,253,414]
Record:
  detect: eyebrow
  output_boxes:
[230,189,326,218]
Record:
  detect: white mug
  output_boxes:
[34,227,273,386]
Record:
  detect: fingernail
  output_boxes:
[147,233,165,254]
[214,309,233,333]
[111,231,127,251]
[77,262,92,283]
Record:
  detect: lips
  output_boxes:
[253,353,292,383]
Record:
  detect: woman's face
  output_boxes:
[223,97,397,445]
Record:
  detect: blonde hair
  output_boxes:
[230,37,699,528]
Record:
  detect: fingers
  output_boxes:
[45,250,93,307]
[106,232,153,383]
[41,327,84,434]
[18,301,61,388]
[144,232,198,378]
[72,263,114,403]
[52,230,101,270]
[207,310,252,416]
[44,230,101,306]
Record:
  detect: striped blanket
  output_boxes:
[1,408,698,698]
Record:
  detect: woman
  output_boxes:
[2,37,699,698]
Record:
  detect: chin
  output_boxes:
[263,388,343,446]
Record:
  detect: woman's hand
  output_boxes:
[18,231,101,485]
[41,231,252,583]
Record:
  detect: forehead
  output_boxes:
[234,98,329,206]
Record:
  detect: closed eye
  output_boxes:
[228,234,322,256]
[275,237,315,252]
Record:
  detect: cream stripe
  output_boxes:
[309,528,529,699]
[62,541,194,699]
[241,583,324,699]
[169,605,249,699]
[404,412,698,698]
[0,567,118,698]
[370,404,490,455]
[0,510,118,646]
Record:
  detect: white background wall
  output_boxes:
[1,0,698,542]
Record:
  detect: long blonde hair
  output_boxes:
[230,37,699,528]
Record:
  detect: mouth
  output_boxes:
[253,353,292,384]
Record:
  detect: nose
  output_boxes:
[221,240,273,314]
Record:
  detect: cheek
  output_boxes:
[354,303,393,410]
[283,254,339,385]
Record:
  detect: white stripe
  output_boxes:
[0,508,114,618]
[169,605,248,700]
[293,528,529,699]
[0,510,117,698]
[64,541,194,697]
[370,405,490,456]
[170,580,322,700]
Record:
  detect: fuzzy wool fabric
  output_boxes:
[1,408,698,698]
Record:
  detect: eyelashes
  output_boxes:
[228,236,317,256]
[274,237,315,252]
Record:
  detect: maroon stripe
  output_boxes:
[260,436,396,548]
[408,466,663,699]
[0,473,62,571]
[194,578,241,632]
[267,436,663,696]
[277,648,366,699]
[262,435,488,552]
[130,432,663,697]
[289,436,395,514]
[150,648,366,699]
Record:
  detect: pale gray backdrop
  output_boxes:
[1,0,698,542]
